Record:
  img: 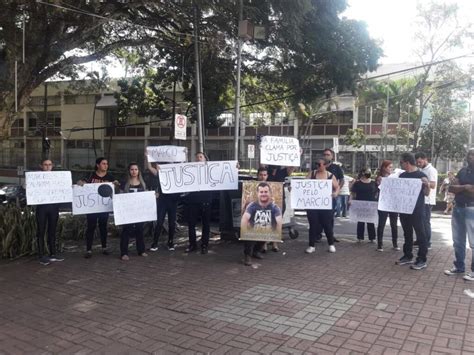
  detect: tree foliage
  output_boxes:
[0,0,382,135]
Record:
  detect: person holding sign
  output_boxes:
[444,149,474,280]
[77,157,119,258]
[305,157,340,254]
[396,153,430,270]
[350,168,377,243]
[118,163,148,261]
[35,159,64,266]
[146,155,180,252]
[184,152,212,255]
[375,160,399,252]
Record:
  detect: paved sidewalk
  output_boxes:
[1,216,474,354]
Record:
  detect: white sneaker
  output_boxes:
[328,245,336,253]
[150,246,158,252]
[305,246,316,254]
[463,273,474,281]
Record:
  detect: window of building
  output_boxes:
[27,111,61,136]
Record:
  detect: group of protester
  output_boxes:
[33,146,474,280]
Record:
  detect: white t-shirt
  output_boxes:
[339,175,353,195]
[421,163,438,205]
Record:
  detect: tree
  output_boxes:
[410,1,473,149]
[418,63,472,165]
[0,0,382,135]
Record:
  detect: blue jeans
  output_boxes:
[451,206,474,272]
[421,204,432,247]
[335,195,349,217]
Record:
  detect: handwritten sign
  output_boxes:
[72,183,113,215]
[26,171,73,205]
[260,136,301,167]
[158,160,238,194]
[378,178,422,214]
[349,200,379,224]
[113,191,157,226]
[146,146,187,163]
[240,181,283,242]
[290,179,332,210]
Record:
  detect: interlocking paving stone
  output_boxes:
[202,285,357,341]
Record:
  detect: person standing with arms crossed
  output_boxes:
[77,157,119,258]
[35,159,64,265]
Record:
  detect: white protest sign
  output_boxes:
[72,183,113,215]
[290,179,332,210]
[158,160,238,194]
[260,136,301,167]
[174,114,187,140]
[146,146,187,163]
[26,171,73,205]
[349,200,379,224]
[378,177,422,214]
[113,191,157,226]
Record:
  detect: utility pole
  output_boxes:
[193,2,204,153]
[233,0,243,161]
[42,82,50,160]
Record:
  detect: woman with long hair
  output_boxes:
[119,163,148,260]
[375,160,399,251]
[305,157,340,254]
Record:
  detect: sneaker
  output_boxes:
[244,255,252,266]
[444,267,464,276]
[369,240,375,244]
[357,239,363,243]
[272,246,280,252]
[121,255,129,261]
[328,245,336,253]
[185,245,197,253]
[150,246,158,252]
[252,252,263,260]
[410,261,427,270]
[201,247,208,255]
[84,251,92,259]
[49,255,64,262]
[393,246,401,251]
[377,248,383,252]
[139,253,148,257]
[39,256,50,266]
[168,246,175,251]
[463,273,474,281]
[102,248,110,256]
[305,246,316,254]
[396,256,413,265]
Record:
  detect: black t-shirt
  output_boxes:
[327,163,344,182]
[268,168,289,182]
[120,182,145,193]
[83,172,115,184]
[399,170,428,215]
[351,180,377,201]
[245,202,281,231]
[455,166,474,205]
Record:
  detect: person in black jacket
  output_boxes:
[184,152,213,254]
[77,157,119,258]
[35,159,64,265]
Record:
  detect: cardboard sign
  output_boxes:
[26,171,73,205]
[378,177,422,214]
[146,146,187,163]
[290,179,332,210]
[158,160,238,194]
[113,191,157,226]
[349,200,379,224]
[260,136,301,167]
[72,183,113,215]
[240,181,283,242]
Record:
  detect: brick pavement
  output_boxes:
[1,215,474,354]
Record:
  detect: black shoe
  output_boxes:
[102,248,110,256]
[201,246,208,255]
[334,238,340,243]
[396,256,414,265]
[49,255,64,262]
[39,256,50,266]
[186,245,197,253]
[252,252,263,260]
